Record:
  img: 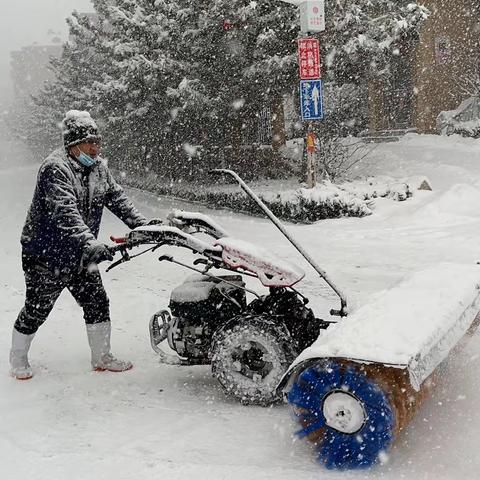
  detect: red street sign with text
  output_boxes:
[298,38,321,80]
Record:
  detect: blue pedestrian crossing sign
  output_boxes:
[299,79,323,121]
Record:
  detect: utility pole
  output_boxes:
[278,0,325,188]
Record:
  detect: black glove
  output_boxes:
[146,218,163,226]
[82,241,114,267]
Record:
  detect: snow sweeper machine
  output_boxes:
[107,169,480,469]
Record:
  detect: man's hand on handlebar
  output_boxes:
[107,242,129,254]
[82,241,114,268]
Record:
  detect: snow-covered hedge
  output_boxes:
[118,171,428,223]
[266,185,372,222]
[340,176,414,201]
[119,171,370,222]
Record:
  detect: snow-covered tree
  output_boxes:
[27,10,112,154]
[323,0,429,82]
[170,0,299,165]
[23,0,428,179]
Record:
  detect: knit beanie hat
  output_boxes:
[61,110,101,148]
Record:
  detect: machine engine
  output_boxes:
[167,274,246,363]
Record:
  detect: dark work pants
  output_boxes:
[14,254,110,335]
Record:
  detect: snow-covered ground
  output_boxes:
[2,128,480,479]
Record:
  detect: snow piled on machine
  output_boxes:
[215,237,305,287]
[170,273,224,303]
[286,262,480,390]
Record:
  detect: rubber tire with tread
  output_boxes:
[210,314,296,406]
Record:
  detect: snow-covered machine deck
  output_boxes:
[214,237,305,288]
[284,263,480,390]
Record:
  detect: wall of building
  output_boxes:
[367,0,480,134]
[10,44,62,100]
[412,0,480,132]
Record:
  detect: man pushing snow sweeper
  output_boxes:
[9,110,158,380]
[12,115,480,465]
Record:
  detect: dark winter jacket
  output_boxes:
[21,148,147,271]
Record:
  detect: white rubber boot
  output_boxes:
[9,329,35,380]
[86,322,132,372]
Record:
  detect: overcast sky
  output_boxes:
[0,0,94,101]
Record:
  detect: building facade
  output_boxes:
[10,44,62,99]
[369,0,480,134]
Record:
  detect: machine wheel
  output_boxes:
[287,360,396,469]
[210,315,296,406]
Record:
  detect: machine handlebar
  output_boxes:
[107,243,129,254]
